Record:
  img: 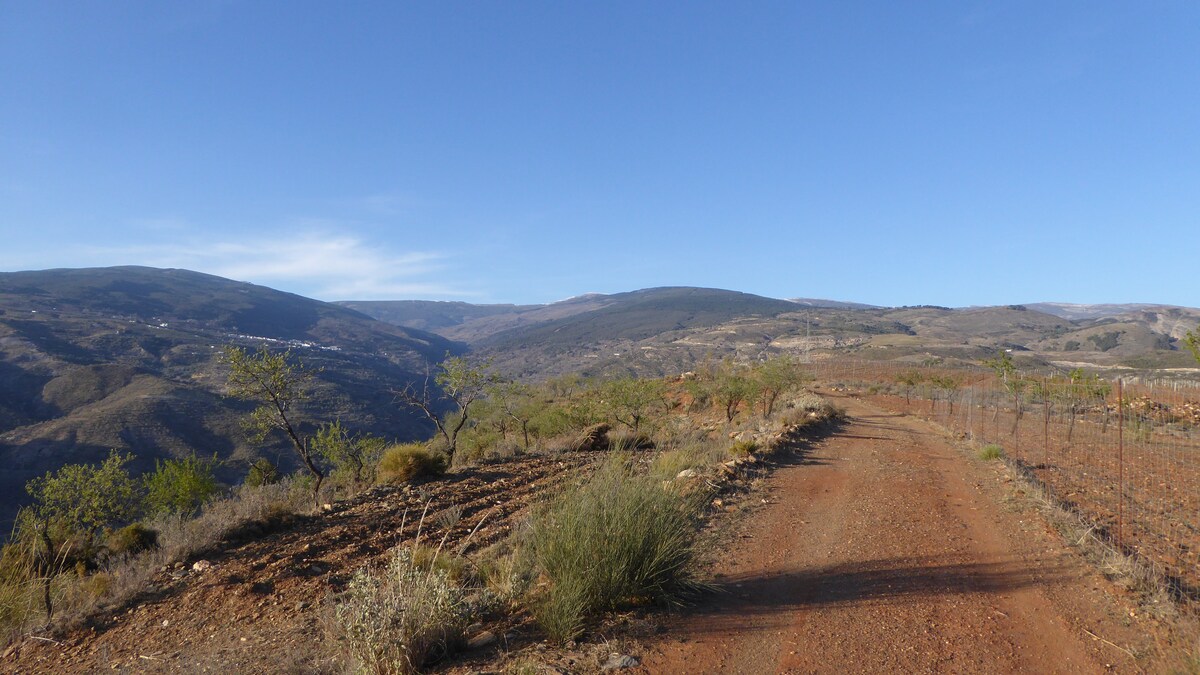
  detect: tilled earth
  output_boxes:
[3,451,598,674]
[639,393,1180,674]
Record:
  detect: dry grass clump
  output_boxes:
[648,435,729,481]
[728,439,759,457]
[609,431,656,451]
[0,551,40,646]
[528,456,709,642]
[474,541,533,609]
[780,392,842,426]
[648,449,700,481]
[333,546,472,675]
[378,443,449,484]
[978,444,1005,461]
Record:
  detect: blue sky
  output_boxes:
[1,2,1197,307]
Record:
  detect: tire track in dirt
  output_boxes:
[641,394,1158,674]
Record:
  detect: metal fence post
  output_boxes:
[1117,378,1124,549]
[1044,394,1049,467]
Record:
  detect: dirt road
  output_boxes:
[641,394,1163,674]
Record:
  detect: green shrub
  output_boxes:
[107,523,158,556]
[528,406,573,441]
[333,546,471,674]
[246,458,281,487]
[143,454,219,517]
[377,443,448,484]
[457,426,501,455]
[455,427,523,465]
[978,444,1005,461]
[529,457,707,642]
[26,450,141,536]
[311,421,387,483]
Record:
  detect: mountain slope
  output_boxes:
[336,300,537,333]
[349,289,1200,378]
[338,294,617,343]
[1026,302,1189,321]
[0,267,460,526]
[478,287,802,349]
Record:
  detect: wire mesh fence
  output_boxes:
[809,357,1200,598]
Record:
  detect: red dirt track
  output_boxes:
[640,394,1168,674]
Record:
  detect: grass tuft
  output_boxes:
[728,439,759,457]
[529,456,708,642]
[378,443,449,484]
[333,546,471,674]
[978,444,1005,461]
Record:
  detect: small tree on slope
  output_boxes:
[223,345,325,505]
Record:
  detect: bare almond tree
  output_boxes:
[395,356,499,461]
[224,345,325,505]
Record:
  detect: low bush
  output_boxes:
[455,431,523,467]
[978,444,1005,461]
[378,443,448,484]
[647,432,728,481]
[333,546,472,674]
[107,523,158,556]
[245,458,281,487]
[529,457,708,642]
[311,421,387,484]
[143,454,219,517]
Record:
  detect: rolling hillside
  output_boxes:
[347,291,1200,378]
[0,266,460,527]
[6,268,1197,528]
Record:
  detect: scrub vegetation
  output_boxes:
[0,350,841,673]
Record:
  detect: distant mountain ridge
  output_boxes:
[344,289,1200,378]
[788,298,882,310]
[338,290,867,341]
[1024,302,1195,321]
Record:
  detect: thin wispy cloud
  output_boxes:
[44,230,468,301]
